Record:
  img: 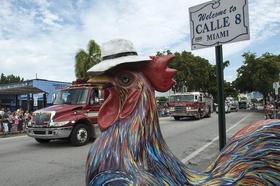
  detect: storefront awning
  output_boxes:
[0,81,46,95]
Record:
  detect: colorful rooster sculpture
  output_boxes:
[85,41,280,185]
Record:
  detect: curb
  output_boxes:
[0,132,26,138]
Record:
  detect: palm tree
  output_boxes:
[75,40,101,80]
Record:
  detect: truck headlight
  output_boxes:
[51,121,70,127]
[169,107,175,111]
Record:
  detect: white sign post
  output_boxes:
[189,0,249,50]
[273,82,279,95]
[33,95,38,107]
[189,0,250,150]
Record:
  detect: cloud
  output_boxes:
[81,0,207,54]
[0,0,279,82]
[0,0,87,81]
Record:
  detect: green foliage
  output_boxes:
[0,73,24,84]
[75,40,101,80]
[156,96,168,108]
[157,50,236,101]
[156,96,168,102]
[233,53,257,92]
[210,61,236,101]
[233,52,280,100]
[160,51,213,92]
[224,82,238,99]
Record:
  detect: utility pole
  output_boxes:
[216,45,226,151]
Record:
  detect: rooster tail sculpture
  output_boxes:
[86,40,280,185]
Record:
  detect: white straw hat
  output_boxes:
[87,39,150,74]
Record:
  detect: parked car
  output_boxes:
[215,102,231,113]
[226,97,239,112]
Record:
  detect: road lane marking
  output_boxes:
[181,114,250,164]
[0,135,28,141]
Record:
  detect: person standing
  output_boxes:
[7,111,13,133]
[0,108,4,133]
[18,110,24,133]
[14,112,19,132]
[2,111,9,136]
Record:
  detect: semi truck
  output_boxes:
[26,81,103,146]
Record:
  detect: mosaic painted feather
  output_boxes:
[86,55,280,185]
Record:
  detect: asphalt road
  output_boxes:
[0,111,264,186]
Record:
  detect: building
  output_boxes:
[0,79,71,112]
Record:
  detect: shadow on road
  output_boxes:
[27,139,89,148]
[174,117,199,121]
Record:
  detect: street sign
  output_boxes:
[189,0,250,50]
[188,0,250,150]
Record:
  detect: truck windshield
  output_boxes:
[53,88,89,105]
[169,95,194,102]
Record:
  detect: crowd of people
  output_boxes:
[264,100,280,119]
[0,108,32,136]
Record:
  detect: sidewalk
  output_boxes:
[0,131,26,138]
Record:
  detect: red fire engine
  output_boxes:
[168,92,213,120]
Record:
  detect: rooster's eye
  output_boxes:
[117,73,133,86]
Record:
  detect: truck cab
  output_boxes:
[26,83,103,146]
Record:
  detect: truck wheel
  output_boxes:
[174,116,181,121]
[35,138,50,143]
[70,124,90,146]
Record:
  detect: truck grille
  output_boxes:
[33,130,52,135]
[33,131,46,135]
[33,113,51,125]
[175,106,185,113]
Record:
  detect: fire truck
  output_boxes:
[168,92,213,120]
[26,81,103,146]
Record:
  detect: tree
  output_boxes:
[156,96,168,107]
[233,53,257,93]
[209,60,234,102]
[75,40,101,80]
[0,73,24,84]
[156,50,235,102]
[224,82,238,98]
[233,52,280,102]
[157,51,213,93]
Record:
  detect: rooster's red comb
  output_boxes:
[143,55,176,92]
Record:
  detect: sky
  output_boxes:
[0,0,280,83]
